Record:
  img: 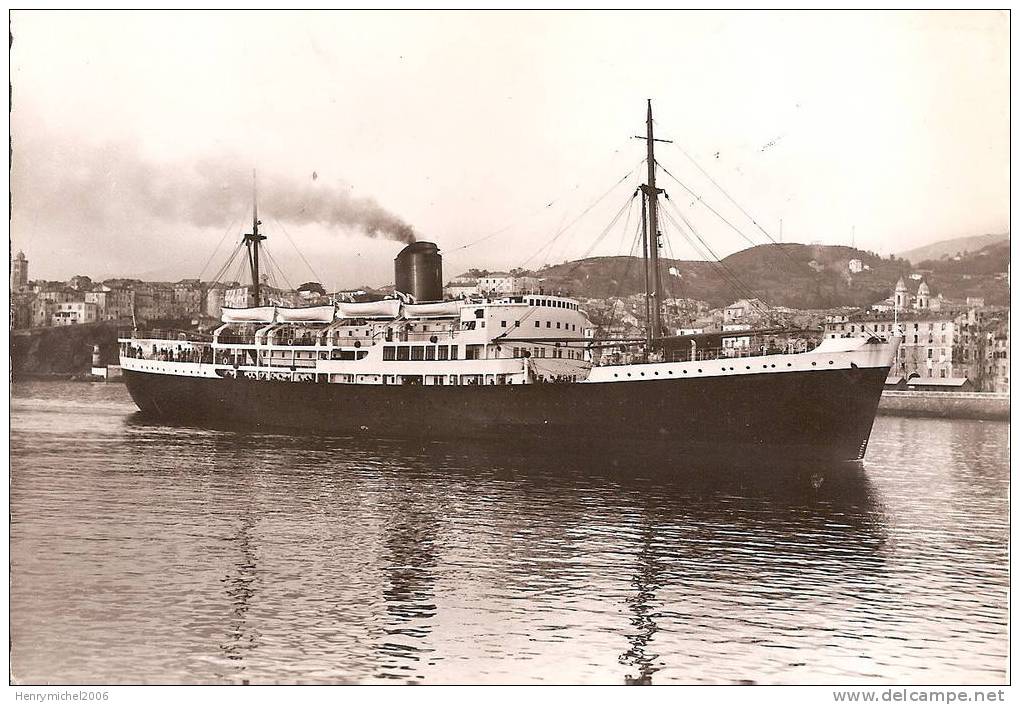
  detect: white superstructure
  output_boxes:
[121,295,596,386]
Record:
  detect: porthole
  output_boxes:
[829,360,834,365]
[682,369,687,374]
[787,363,792,367]
[627,373,631,377]
[654,371,659,376]
[812,362,817,366]
[640,372,645,377]
[614,373,619,378]
[745,366,750,370]
[698,368,702,373]
[763,365,768,369]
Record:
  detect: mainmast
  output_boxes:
[640,188,652,355]
[638,100,668,344]
[244,170,266,307]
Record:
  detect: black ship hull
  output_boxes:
[123,365,890,463]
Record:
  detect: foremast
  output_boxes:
[243,170,267,307]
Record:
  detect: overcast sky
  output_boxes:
[10,10,1009,288]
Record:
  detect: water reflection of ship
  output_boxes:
[220,506,260,683]
[126,424,889,683]
[374,487,441,682]
[620,520,664,685]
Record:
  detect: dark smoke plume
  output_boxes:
[12,136,417,244]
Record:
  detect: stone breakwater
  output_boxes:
[11,321,125,377]
[878,391,1009,421]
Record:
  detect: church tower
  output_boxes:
[894,277,908,311]
[10,250,28,292]
[915,280,930,310]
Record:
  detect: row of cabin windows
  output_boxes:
[499,319,578,332]
[526,298,577,311]
[382,345,460,361]
[330,373,515,385]
[510,346,580,360]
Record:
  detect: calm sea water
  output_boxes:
[10,381,1009,685]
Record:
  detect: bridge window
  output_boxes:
[396,347,410,361]
[450,345,459,360]
[383,346,396,361]
[438,346,449,361]
[425,346,436,361]
[411,346,425,361]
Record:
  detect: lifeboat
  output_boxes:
[276,305,336,323]
[221,306,277,324]
[336,299,402,319]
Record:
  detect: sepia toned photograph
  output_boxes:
[7,9,1009,694]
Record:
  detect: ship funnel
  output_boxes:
[394,241,443,302]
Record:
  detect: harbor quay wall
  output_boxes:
[12,317,210,378]
[11,320,127,378]
[878,390,1009,421]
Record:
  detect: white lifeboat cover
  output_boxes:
[337,299,402,319]
[276,305,335,323]
[221,306,276,324]
[403,301,461,318]
[813,336,872,353]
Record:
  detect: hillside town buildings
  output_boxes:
[9,250,226,330]
[51,301,98,326]
[824,278,1009,392]
[445,271,542,298]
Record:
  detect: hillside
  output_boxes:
[915,241,1010,275]
[531,242,1009,309]
[533,243,910,309]
[896,232,1009,265]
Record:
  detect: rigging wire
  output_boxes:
[656,219,685,329]
[450,147,644,253]
[227,247,250,293]
[206,241,246,288]
[196,214,243,281]
[545,160,645,267]
[261,245,295,293]
[271,215,326,285]
[656,161,760,250]
[602,206,647,341]
[667,142,786,247]
[652,160,803,275]
[555,190,639,281]
[662,209,767,313]
[491,194,635,342]
[659,195,768,307]
[517,165,643,270]
[659,200,775,321]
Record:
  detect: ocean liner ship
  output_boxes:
[119,102,898,462]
